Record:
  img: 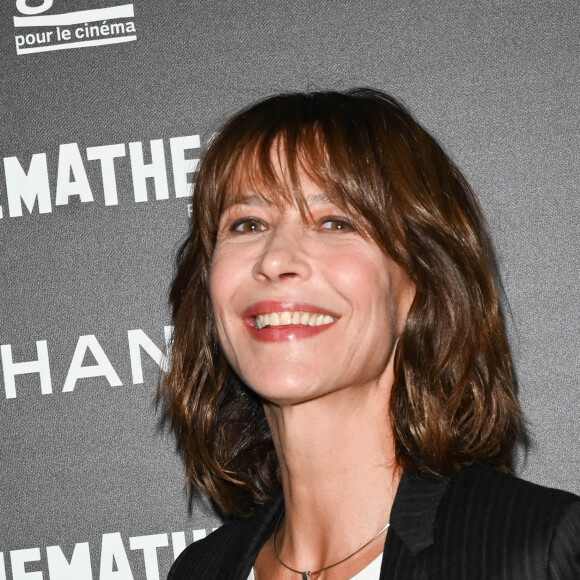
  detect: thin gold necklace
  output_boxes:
[272,511,390,580]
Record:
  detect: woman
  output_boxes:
[161,89,580,579]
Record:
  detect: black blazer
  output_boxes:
[168,463,580,579]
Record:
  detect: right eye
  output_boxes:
[230,218,267,233]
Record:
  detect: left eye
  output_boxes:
[320,218,354,231]
[230,218,267,233]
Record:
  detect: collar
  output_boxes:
[231,492,285,577]
[389,470,449,554]
[233,469,449,575]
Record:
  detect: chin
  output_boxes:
[243,373,324,407]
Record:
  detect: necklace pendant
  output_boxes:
[302,573,310,580]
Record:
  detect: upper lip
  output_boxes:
[242,300,340,319]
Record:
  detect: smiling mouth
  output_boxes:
[254,311,335,329]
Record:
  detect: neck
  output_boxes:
[263,378,400,570]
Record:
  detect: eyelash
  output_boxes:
[227,216,355,233]
[229,217,266,233]
[320,217,354,231]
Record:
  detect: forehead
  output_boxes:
[221,146,347,215]
[223,191,334,210]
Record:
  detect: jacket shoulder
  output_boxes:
[446,463,579,516]
[167,494,283,580]
[430,463,580,578]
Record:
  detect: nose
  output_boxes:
[252,222,312,282]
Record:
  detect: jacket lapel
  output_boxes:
[380,471,449,578]
[224,471,448,579]
[390,470,449,552]
[227,493,285,579]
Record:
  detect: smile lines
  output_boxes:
[255,311,335,329]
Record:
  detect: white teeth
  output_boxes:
[254,311,336,329]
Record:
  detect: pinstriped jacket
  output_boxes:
[167,463,580,579]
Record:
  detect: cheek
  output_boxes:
[328,249,388,305]
[209,246,252,360]
[209,251,235,337]
[208,261,222,319]
[330,248,413,332]
[209,245,240,306]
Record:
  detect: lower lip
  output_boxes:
[246,322,334,343]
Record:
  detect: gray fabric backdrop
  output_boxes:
[1,1,578,579]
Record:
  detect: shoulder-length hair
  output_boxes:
[159,88,522,517]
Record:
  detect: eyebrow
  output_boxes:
[224,192,332,209]
[224,194,269,209]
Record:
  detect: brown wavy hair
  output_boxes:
[158,89,522,517]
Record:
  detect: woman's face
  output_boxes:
[210,170,415,407]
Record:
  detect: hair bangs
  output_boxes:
[210,95,388,237]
